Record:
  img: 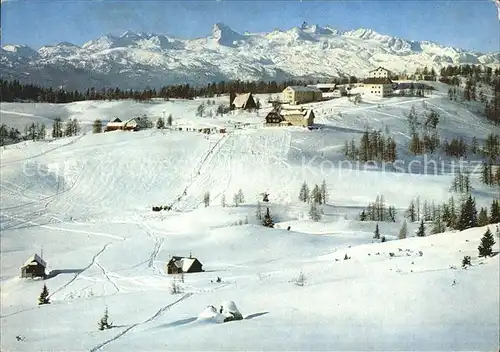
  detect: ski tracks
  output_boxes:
[137,223,164,273]
[49,242,114,299]
[0,134,85,167]
[95,261,121,293]
[89,293,194,352]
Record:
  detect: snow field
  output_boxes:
[1,85,499,350]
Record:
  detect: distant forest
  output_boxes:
[0,78,357,104]
[0,64,498,124]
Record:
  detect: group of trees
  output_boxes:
[156,114,173,129]
[298,181,328,222]
[481,163,500,187]
[438,64,500,125]
[405,195,499,235]
[439,64,498,83]
[343,129,397,162]
[1,122,48,145]
[359,195,397,222]
[298,181,328,204]
[0,78,323,103]
[450,171,473,194]
[407,106,441,155]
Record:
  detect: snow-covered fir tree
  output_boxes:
[262,207,274,228]
[478,227,495,257]
[38,284,50,305]
[98,306,112,331]
[298,182,310,203]
[398,220,408,239]
[373,223,381,239]
[416,220,426,237]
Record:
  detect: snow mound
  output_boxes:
[196,305,226,324]
[219,300,243,322]
[196,301,243,324]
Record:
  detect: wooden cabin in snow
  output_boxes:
[229,93,257,110]
[265,111,285,126]
[20,254,46,279]
[104,118,139,132]
[166,256,203,275]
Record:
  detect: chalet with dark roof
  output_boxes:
[229,93,257,110]
[166,256,203,275]
[20,254,47,279]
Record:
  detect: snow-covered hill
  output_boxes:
[1,84,499,351]
[1,23,499,90]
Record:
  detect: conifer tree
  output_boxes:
[24,122,37,140]
[416,220,426,237]
[406,199,417,222]
[431,212,446,234]
[98,306,112,331]
[93,119,103,133]
[373,223,381,239]
[52,118,63,138]
[309,202,321,222]
[398,220,408,239]
[262,207,274,228]
[38,284,50,305]
[167,114,173,127]
[221,194,226,207]
[237,188,245,204]
[156,117,165,129]
[443,196,458,229]
[310,184,322,204]
[255,201,262,220]
[203,191,210,207]
[478,208,489,227]
[490,199,500,224]
[478,228,495,257]
[298,182,310,203]
[320,179,328,204]
[196,103,205,117]
[359,210,367,221]
[462,255,471,268]
[458,195,478,231]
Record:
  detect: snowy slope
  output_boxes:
[1,23,499,90]
[1,84,499,351]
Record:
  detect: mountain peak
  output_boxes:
[212,22,244,46]
[120,30,143,39]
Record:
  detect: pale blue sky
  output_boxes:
[1,0,499,52]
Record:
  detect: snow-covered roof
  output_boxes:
[182,258,196,272]
[232,93,253,108]
[106,122,125,127]
[22,254,46,268]
[281,109,308,116]
[369,66,392,73]
[169,256,201,272]
[311,83,337,89]
[285,86,322,93]
[363,77,393,85]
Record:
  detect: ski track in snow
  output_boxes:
[1,213,126,240]
[95,261,121,293]
[137,223,165,274]
[49,242,115,299]
[89,293,194,352]
[171,132,231,211]
[0,134,85,167]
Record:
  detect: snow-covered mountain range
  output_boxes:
[1,23,499,90]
